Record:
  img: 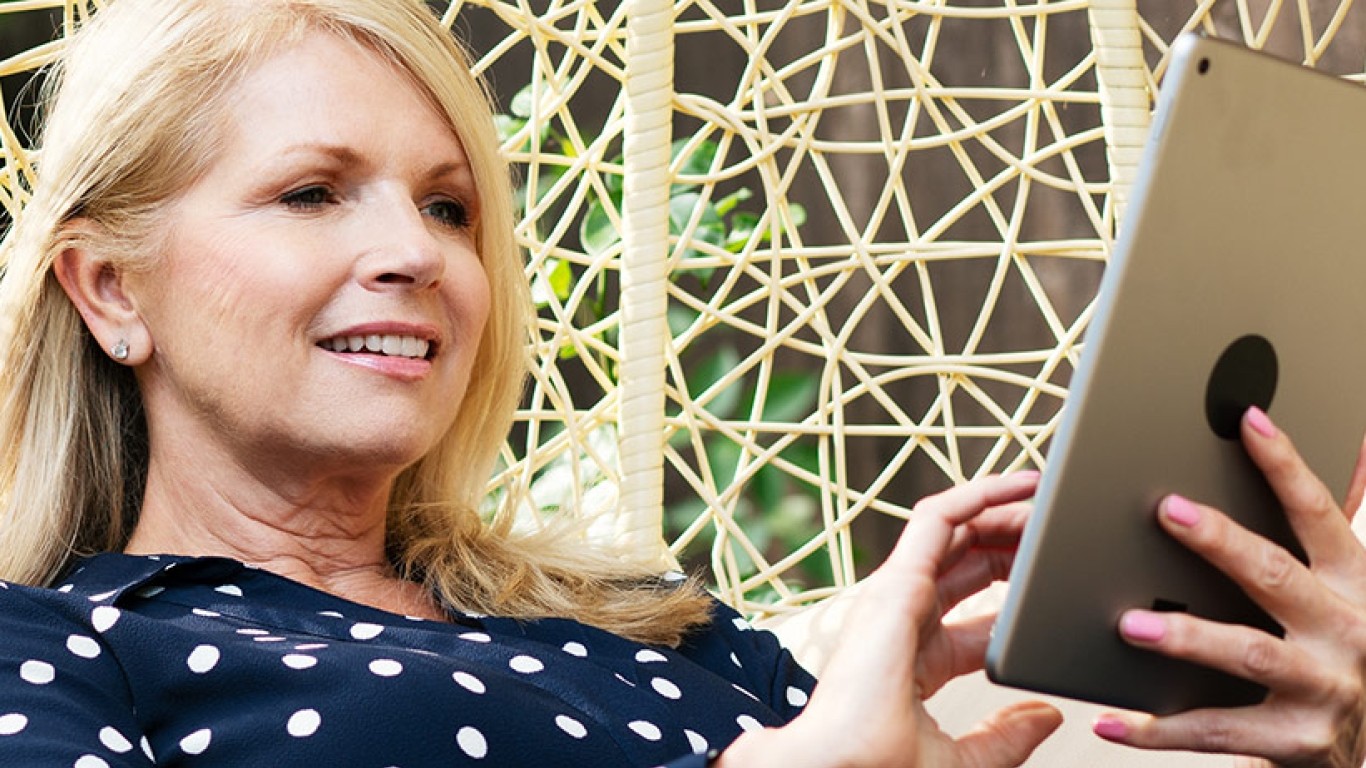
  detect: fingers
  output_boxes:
[891,472,1039,578]
[940,501,1032,574]
[1116,608,1329,697]
[1342,431,1366,522]
[1241,407,1358,570]
[936,546,1014,616]
[1153,494,1329,628]
[937,613,995,682]
[1093,706,1343,765]
[956,701,1062,768]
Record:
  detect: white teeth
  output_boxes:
[321,334,431,359]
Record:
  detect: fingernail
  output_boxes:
[1245,406,1278,439]
[1093,714,1129,740]
[1119,610,1166,643]
[1163,495,1200,527]
[1015,469,1041,482]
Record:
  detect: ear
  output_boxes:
[51,223,153,366]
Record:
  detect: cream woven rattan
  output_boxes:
[1,0,1362,624]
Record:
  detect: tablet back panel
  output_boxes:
[985,34,1366,715]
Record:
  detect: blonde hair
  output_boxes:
[0,0,710,645]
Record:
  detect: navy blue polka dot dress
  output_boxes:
[0,553,815,766]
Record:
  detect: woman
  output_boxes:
[0,0,1058,765]
[0,0,1354,765]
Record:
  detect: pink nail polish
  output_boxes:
[1119,610,1166,643]
[1245,406,1278,439]
[1093,715,1129,740]
[1164,495,1200,527]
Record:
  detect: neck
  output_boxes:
[124,448,443,621]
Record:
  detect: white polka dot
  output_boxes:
[453,671,486,693]
[75,756,109,768]
[87,590,117,603]
[635,649,668,663]
[369,659,403,677]
[135,585,165,598]
[614,673,636,687]
[456,726,487,759]
[509,655,544,674]
[179,728,212,755]
[732,683,759,701]
[732,617,752,631]
[214,585,242,597]
[287,709,321,738]
[20,660,54,685]
[651,677,682,699]
[252,636,286,643]
[786,686,810,707]
[192,608,220,618]
[0,714,27,735]
[236,628,269,636]
[685,730,709,754]
[57,584,74,593]
[730,653,742,667]
[562,642,588,657]
[349,623,384,640]
[99,727,133,753]
[628,720,662,741]
[555,714,587,739]
[187,645,219,674]
[458,632,490,643]
[736,715,763,732]
[282,655,317,670]
[66,635,101,659]
[140,736,153,760]
[91,606,120,633]
[294,643,328,651]
[318,610,344,618]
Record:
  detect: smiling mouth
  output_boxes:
[318,334,434,360]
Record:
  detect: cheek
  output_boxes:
[137,249,310,358]
[454,261,493,346]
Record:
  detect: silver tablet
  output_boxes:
[986,33,1366,715]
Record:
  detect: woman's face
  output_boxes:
[126,31,490,481]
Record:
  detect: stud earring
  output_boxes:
[111,339,129,361]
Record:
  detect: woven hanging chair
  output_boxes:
[1,3,1361,763]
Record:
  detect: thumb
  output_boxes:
[955,701,1062,768]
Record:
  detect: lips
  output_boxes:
[317,334,432,360]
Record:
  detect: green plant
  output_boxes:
[496,82,832,592]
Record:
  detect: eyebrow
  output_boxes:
[270,143,473,183]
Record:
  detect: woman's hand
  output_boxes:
[1094,406,1366,767]
[718,473,1062,768]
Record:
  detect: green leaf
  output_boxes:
[760,372,819,422]
[725,211,760,252]
[786,203,808,230]
[689,345,743,420]
[494,114,527,146]
[510,82,536,119]
[704,436,742,499]
[751,463,787,513]
[672,138,718,178]
[580,200,620,255]
[667,304,700,338]
[714,187,752,218]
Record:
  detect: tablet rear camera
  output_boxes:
[1198,57,1210,75]
[1205,334,1278,440]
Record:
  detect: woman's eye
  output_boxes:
[280,186,331,209]
[424,199,469,230]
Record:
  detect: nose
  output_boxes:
[357,192,446,291]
